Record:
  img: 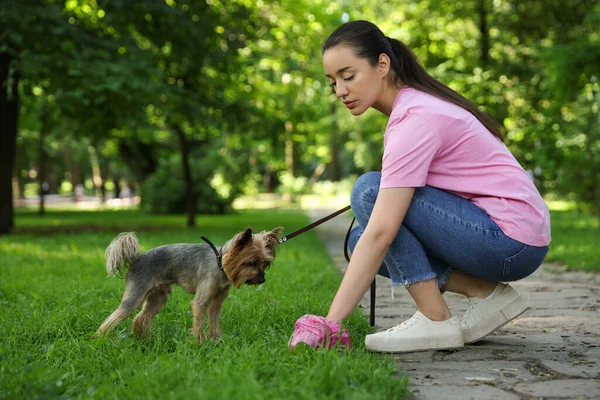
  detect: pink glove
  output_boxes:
[288,314,352,351]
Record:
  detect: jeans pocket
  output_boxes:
[503,244,549,281]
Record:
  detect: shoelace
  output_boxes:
[387,315,420,333]
[462,298,479,321]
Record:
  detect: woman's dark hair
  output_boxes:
[322,20,503,141]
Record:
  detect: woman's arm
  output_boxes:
[326,187,415,323]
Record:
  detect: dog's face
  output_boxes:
[222,227,282,288]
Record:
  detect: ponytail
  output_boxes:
[386,37,503,141]
[323,20,503,141]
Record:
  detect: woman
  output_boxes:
[290,20,550,353]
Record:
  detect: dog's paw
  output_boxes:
[190,328,205,344]
[208,331,222,339]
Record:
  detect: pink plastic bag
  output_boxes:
[288,314,352,351]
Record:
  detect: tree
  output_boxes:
[1,0,158,233]
[0,50,18,234]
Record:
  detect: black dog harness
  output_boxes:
[200,236,223,271]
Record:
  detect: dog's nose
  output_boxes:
[258,276,265,284]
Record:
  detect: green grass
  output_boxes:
[546,201,600,272]
[0,209,408,400]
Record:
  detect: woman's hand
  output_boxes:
[288,314,352,351]
[326,187,414,323]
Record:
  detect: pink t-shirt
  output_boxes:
[381,87,551,247]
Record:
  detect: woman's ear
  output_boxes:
[377,53,392,78]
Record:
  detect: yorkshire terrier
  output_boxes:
[95,227,282,343]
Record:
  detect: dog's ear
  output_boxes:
[236,227,253,249]
[265,226,283,252]
[270,227,283,238]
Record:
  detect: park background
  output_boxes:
[1,0,599,399]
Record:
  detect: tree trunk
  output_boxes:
[100,166,109,202]
[64,146,83,200]
[118,139,158,183]
[328,101,341,181]
[88,145,104,202]
[263,168,275,192]
[309,164,326,185]
[16,174,25,199]
[38,101,49,216]
[0,52,19,235]
[479,0,490,69]
[113,176,121,199]
[594,173,600,230]
[14,141,27,199]
[174,124,195,227]
[285,121,295,176]
[589,82,600,229]
[48,172,58,194]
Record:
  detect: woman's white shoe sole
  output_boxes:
[366,334,464,353]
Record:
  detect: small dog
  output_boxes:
[95,227,281,343]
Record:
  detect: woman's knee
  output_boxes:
[347,224,390,278]
[350,172,381,216]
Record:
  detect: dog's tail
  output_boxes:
[104,232,141,278]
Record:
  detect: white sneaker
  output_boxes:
[365,311,464,353]
[461,283,529,344]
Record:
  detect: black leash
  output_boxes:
[280,206,377,327]
[200,236,223,271]
[278,205,352,244]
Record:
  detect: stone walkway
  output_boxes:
[307,209,600,400]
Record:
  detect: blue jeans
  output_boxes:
[349,172,549,287]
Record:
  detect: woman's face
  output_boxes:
[323,45,386,116]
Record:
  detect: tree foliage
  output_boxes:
[2,0,599,233]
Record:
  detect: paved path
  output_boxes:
[307,209,600,400]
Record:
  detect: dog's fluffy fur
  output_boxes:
[96,227,281,342]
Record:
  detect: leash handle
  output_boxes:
[370,279,376,326]
[343,217,355,263]
[342,216,376,327]
[278,205,351,244]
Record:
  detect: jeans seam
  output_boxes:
[437,266,453,288]
[502,244,528,279]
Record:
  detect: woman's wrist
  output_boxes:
[325,314,343,324]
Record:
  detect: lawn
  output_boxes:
[1,201,596,399]
[0,209,408,400]
[546,201,600,272]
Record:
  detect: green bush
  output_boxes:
[277,171,310,195]
[140,155,232,214]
